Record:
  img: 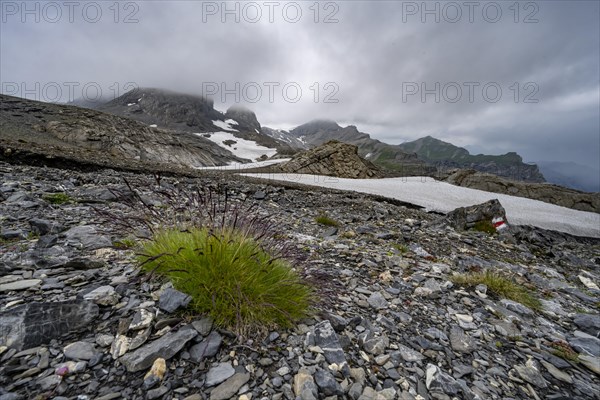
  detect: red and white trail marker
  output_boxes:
[492,217,507,231]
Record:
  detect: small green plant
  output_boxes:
[139,227,312,337]
[315,213,339,227]
[43,193,72,205]
[472,220,497,235]
[392,243,408,254]
[28,231,40,240]
[114,238,136,249]
[549,341,579,363]
[451,270,541,311]
[495,340,503,348]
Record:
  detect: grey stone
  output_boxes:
[63,341,96,360]
[159,287,192,313]
[314,368,343,396]
[367,291,388,310]
[83,285,120,306]
[323,227,338,237]
[63,225,112,249]
[129,309,154,331]
[1,229,26,240]
[579,354,600,374]
[0,394,23,400]
[36,374,61,391]
[568,336,600,357]
[210,372,250,400]
[205,362,235,387]
[574,314,600,337]
[362,332,389,356]
[29,218,62,235]
[311,321,350,376]
[348,383,363,400]
[0,279,42,292]
[0,301,99,350]
[426,364,461,395]
[120,327,198,372]
[146,386,169,400]
[397,344,425,362]
[191,316,213,336]
[189,331,222,362]
[293,367,318,400]
[500,299,534,316]
[540,360,572,384]
[449,325,477,353]
[327,314,348,332]
[253,191,266,200]
[514,359,547,388]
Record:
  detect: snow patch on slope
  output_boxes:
[241,174,600,238]
[197,158,290,170]
[196,131,278,162]
[212,120,239,132]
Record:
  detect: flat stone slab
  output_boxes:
[0,301,99,350]
[120,327,198,372]
[0,279,42,292]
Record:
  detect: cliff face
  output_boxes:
[399,136,546,183]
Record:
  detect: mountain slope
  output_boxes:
[97,88,291,156]
[289,120,433,175]
[0,94,245,171]
[398,136,545,182]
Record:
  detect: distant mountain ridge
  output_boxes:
[285,120,433,175]
[398,136,546,183]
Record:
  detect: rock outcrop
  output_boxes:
[445,169,600,213]
[442,199,509,232]
[0,94,245,171]
[277,140,383,179]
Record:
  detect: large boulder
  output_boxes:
[278,140,382,179]
[443,199,508,233]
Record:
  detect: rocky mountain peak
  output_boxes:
[224,105,261,132]
[98,88,223,132]
[290,119,342,137]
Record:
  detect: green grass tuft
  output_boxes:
[472,220,497,235]
[114,238,136,249]
[315,213,339,227]
[392,243,408,254]
[43,193,72,205]
[138,227,312,337]
[451,270,541,311]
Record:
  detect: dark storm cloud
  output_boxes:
[1,0,598,168]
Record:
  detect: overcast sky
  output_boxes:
[1,0,599,168]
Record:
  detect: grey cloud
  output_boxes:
[1,0,598,168]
